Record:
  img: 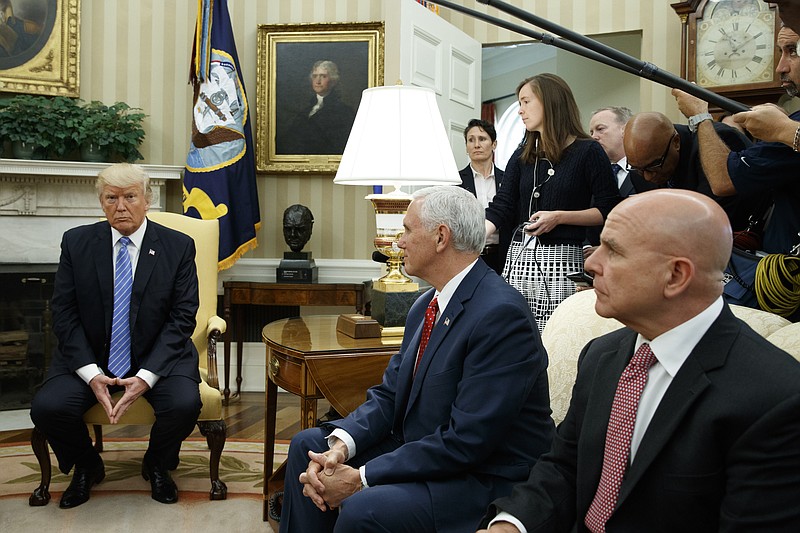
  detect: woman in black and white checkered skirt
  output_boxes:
[485,74,620,332]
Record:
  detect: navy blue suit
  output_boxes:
[31,219,202,473]
[482,305,800,532]
[280,261,554,532]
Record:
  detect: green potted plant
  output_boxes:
[0,95,81,159]
[75,100,147,162]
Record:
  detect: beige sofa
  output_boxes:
[541,290,798,425]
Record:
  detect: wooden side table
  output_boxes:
[222,280,365,403]
[261,315,400,523]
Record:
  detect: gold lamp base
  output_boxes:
[367,191,420,335]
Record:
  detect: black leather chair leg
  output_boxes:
[92,424,104,452]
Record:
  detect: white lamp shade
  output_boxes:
[334,85,462,187]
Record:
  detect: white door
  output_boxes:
[395,0,482,171]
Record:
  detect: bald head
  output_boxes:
[624,112,675,154]
[585,189,732,338]
[624,112,680,185]
[621,190,733,278]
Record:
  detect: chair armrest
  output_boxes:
[205,315,226,390]
[208,315,227,335]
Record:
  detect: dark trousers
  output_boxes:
[279,427,436,533]
[30,373,201,474]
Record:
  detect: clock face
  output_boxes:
[695,11,775,88]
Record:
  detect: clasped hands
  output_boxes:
[89,374,150,424]
[299,447,362,511]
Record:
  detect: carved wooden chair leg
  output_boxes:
[29,427,51,506]
[93,424,104,452]
[198,419,228,500]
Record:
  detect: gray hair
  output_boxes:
[310,60,340,83]
[412,186,485,254]
[95,163,153,203]
[592,106,634,125]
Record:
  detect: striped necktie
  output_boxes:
[108,236,133,378]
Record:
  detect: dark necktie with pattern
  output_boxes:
[584,343,657,532]
[414,297,438,376]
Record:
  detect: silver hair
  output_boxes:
[95,163,153,203]
[412,186,485,254]
[592,106,634,125]
[310,60,340,83]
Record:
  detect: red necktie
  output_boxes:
[414,297,438,376]
[585,343,657,533]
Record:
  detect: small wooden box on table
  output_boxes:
[261,315,400,523]
[222,280,365,403]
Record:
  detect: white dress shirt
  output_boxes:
[472,164,499,245]
[491,297,725,532]
[614,156,630,190]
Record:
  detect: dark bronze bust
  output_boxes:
[282,204,314,253]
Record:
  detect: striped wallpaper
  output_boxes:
[78,0,683,260]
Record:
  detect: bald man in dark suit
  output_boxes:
[479,189,800,532]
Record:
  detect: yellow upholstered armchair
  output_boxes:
[29,212,228,505]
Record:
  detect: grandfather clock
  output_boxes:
[670,0,784,111]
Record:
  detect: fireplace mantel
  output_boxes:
[0,159,182,264]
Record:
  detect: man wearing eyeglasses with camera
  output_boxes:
[623,111,754,232]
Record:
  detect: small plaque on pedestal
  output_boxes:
[336,314,381,338]
[277,251,318,283]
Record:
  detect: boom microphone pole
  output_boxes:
[432,0,639,77]
[467,0,749,113]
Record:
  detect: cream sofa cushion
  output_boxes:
[542,291,796,426]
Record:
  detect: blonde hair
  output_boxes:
[95,163,153,203]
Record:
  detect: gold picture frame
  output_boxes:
[256,21,384,173]
[0,0,80,97]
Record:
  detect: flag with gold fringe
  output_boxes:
[184,0,260,270]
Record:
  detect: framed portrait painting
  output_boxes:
[256,21,384,173]
[0,0,80,96]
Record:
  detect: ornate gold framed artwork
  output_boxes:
[0,0,80,97]
[256,21,384,173]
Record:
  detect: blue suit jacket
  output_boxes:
[47,219,200,383]
[484,305,800,532]
[328,261,554,532]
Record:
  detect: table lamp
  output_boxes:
[334,84,461,334]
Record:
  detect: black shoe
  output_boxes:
[59,459,105,509]
[141,460,178,504]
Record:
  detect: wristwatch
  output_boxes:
[688,112,713,133]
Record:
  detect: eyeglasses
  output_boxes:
[627,132,677,173]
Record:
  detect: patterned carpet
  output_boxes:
[0,438,287,497]
[0,439,287,532]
